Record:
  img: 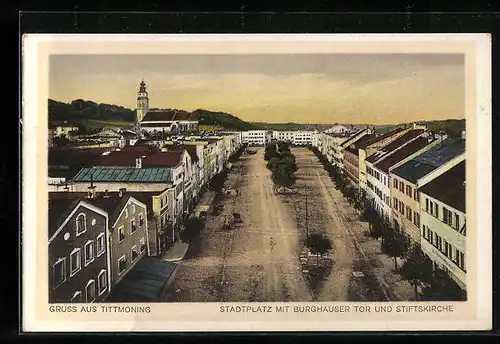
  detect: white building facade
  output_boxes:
[419,161,466,290]
[241,130,269,146]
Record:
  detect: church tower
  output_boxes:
[136,80,149,123]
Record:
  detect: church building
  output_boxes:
[136,80,199,135]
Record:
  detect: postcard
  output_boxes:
[22,34,492,332]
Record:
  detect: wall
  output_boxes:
[109,198,149,287]
[49,204,109,303]
[366,163,392,219]
[69,182,172,193]
[390,175,421,244]
[420,195,466,290]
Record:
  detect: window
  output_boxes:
[130,219,137,233]
[406,205,412,221]
[96,233,105,257]
[85,280,96,303]
[454,213,460,230]
[140,238,147,253]
[429,201,434,216]
[458,252,466,271]
[131,246,138,262]
[393,197,398,209]
[425,198,429,212]
[76,213,86,236]
[434,203,439,219]
[446,242,454,260]
[399,181,404,192]
[436,236,442,251]
[139,213,144,226]
[119,226,125,242]
[70,248,81,276]
[443,207,449,223]
[71,291,82,303]
[393,179,398,188]
[413,189,418,201]
[130,204,136,215]
[84,241,94,266]
[98,270,107,295]
[53,258,66,288]
[118,255,127,274]
[414,212,420,228]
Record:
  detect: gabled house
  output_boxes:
[390,137,466,245]
[364,129,435,218]
[419,160,466,290]
[140,110,199,134]
[48,198,111,303]
[87,191,150,289]
[366,134,440,220]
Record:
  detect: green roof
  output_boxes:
[105,257,178,302]
[73,167,173,183]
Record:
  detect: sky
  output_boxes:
[49,54,464,125]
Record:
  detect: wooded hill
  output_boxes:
[48,99,465,137]
[48,99,257,131]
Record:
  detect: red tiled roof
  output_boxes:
[373,137,436,173]
[359,127,406,149]
[95,151,150,167]
[141,110,197,122]
[366,129,426,163]
[164,145,199,162]
[419,161,466,213]
[119,145,160,153]
[49,147,109,166]
[344,134,376,155]
[142,151,183,167]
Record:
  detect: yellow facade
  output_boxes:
[390,175,421,244]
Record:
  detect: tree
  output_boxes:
[361,203,383,239]
[400,245,433,300]
[279,155,298,173]
[422,268,467,301]
[382,227,408,270]
[272,167,297,192]
[264,143,278,161]
[210,170,227,193]
[266,157,282,171]
[306,233,333,265]
[179,217,205,243]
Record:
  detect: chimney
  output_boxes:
[135,157,142,168]
[87,174,96,199]
[119,188,126,197]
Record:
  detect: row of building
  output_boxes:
[48,131,246,303]
[312,124,467,291]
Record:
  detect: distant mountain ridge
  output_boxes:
[48,99,465,136]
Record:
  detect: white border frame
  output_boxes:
[22,33,492,332]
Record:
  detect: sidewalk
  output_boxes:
[161,240,190,262]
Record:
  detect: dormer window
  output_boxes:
[76,213,86,236]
